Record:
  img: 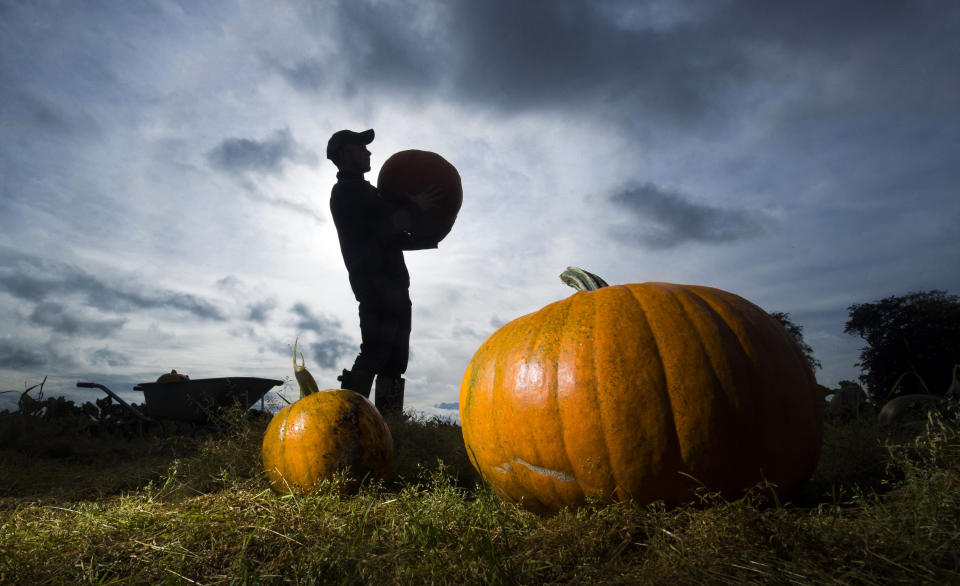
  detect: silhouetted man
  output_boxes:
[326,128,439,416]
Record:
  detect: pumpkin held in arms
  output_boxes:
[377,149,462,246]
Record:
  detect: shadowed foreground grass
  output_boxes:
[1,404,958,584]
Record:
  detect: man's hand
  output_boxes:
[408,185,443,211]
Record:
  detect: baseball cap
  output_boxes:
[326,128,375,160]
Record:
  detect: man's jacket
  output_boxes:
[330,171,427,312]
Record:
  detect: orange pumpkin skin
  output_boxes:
[157,370,189,383]
[261,390,393,494]
[459,282,823,513]
[377,149,462,244]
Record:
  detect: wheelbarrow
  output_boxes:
[77,377,283,427]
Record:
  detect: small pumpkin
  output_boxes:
[459,267,823,513]
[156,369,189,383]
[377,149,462,245]
[261,389,394,494]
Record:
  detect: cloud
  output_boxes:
[608,182,770,249]
[0,339,48,370]
[206,128,318,176]
[450,323,481,340]
[215,276,243,292]
[216,276,280,324]
[1,90,99,139]
[271,0,959,134]
[1,0,957,404]
[247,299,278,324]
[291,302,345,336]
[88,347,130,367]
[0,338,77,370]
[28,302,127,338]
[205,132,326,223]
[7,91,70,132]
[434,402,458,410]
[236,181,327,224]
[273,0,756,122]
[268,57,329,93]
[0,249,226,321]
[290,303,355,369]
[442,0,746,120]
[308,339,355,371]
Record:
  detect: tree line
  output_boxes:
[775,290,960,405]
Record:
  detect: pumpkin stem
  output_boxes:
[560,266,609,291]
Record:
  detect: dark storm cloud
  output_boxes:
[206,128,318,176]
[0,339,48,370]
[282,0,729,118]
[0,249,226,321]
[278,0,959,125]
[609,183,769,249]
[435,402,458,411]
[331,0,444,89]
[290,303,354,369]
[442,0,742,119]
[281,0,739,118]
[0,338,77,370]
[28,302,126,338]
[712,1,944,53]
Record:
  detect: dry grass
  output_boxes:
[1,402,958,584]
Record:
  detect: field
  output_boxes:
[1,394,958,584]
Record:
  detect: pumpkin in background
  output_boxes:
[156,370,189,383]
[377,149,462,245]
[459,267,823,513]
[261,390,393,494]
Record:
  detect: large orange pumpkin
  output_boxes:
[377,149,462,245]
[261,390,393,494]
[459,267,822,513]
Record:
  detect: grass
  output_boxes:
[1,399,959,584]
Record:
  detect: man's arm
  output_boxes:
[384,185,444,249]
[332,180,440,247]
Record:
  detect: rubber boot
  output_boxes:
[337,368,374,398]
[374,375,405,418]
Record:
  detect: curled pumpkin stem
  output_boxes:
[560,266,609,292]
[293,337,321,399]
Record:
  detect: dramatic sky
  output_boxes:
[2,0,958,416]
